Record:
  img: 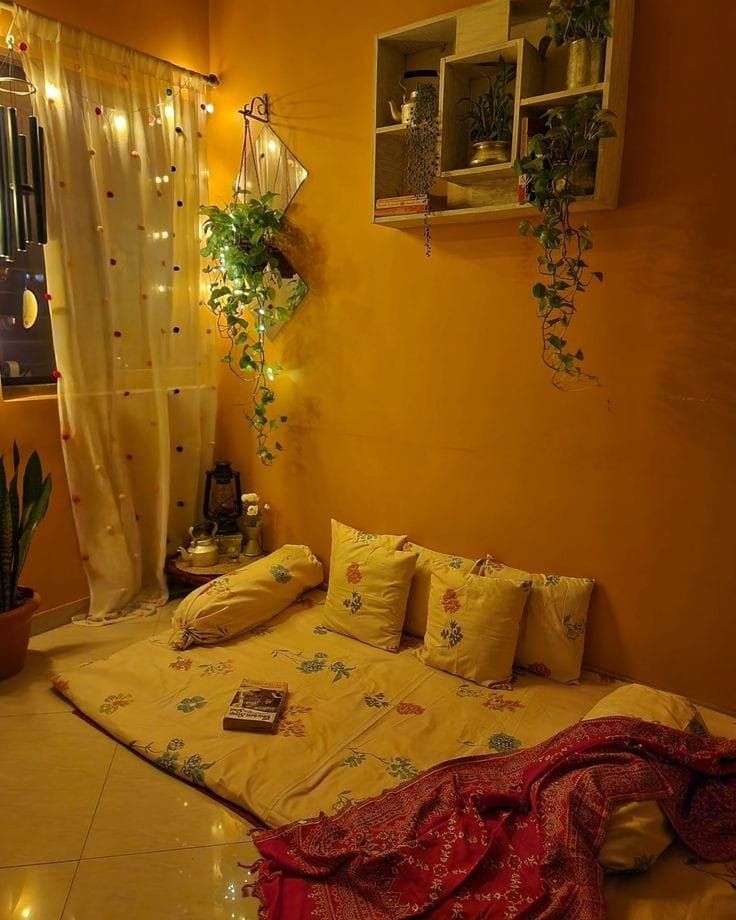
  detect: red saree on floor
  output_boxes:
[250,717,736,919]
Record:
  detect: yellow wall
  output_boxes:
[209,0,736,711]
[0,0,210,613]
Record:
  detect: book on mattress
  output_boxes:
[223,678,288,733]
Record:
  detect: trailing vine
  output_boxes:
[200,193,307,464]
[406,83,439,257]
[516,96,616,387]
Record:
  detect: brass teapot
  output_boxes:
[178,521,219,568]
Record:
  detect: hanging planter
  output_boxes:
[405,83,439,257]
[515,96,616,388]
[200,193,306,465]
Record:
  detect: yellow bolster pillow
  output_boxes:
[583,683,708,873]
[169,545,323,649]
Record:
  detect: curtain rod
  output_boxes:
[0,1,220,85]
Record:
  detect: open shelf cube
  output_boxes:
[372,0,633,227]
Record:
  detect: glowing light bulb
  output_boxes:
[164,104,175,119]
[267,139,277,152]
[205,102,215,114]
[161,231,169,240]
[46,83,61,101]
[163,175,170,184]
[155,176,162,184]
[113,114,127,131]
[156,284,166,293]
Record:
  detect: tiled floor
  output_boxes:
[0,604,260,920]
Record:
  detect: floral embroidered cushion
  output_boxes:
[583,683,709,872]
[482,559,594,683]
[322,520,416,652]
[401,542,476,639]
[169,545,323,649]
[420,567,530,686]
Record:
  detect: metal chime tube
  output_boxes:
[7,106,27,251]
[29,116,46,244]
[0,105,9,259]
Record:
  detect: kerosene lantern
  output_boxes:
[203,461,243,557]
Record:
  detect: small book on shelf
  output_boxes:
[222,678,288,733]
[375,194,426,210]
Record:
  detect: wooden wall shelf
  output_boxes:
[371,0,633,227]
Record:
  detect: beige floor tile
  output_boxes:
[0,713,115,867]
[83,745,253,859]
[63,843,260,920]
[0,616,159,718]
[0,861,78,920]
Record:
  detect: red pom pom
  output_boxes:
[80,554,90,562]
[43,293,52,301]
[61,432,71,441]
[113,330,122,337]
[52,369,62,379]
[106,190,114,198]
[109,258,117,266]
[18,41,28,52]
[95,106,102,115]
[72,494,81,503]
[126,453,134,461]
[123,390,131,397]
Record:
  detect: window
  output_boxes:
[0,58,55,389]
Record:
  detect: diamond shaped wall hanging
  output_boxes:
[236,122,308,212]
[235,95,309,337]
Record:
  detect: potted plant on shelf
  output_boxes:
[460,55,517,168]
[201,193,307,465]
[543,0,612,90]
[515,95,616,388]
[0,444,52,679]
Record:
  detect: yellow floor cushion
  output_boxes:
[419,566,529,686]
[583,683,708,873]
[323,520,416,651]
[482,560,594,684]
[169,545,323,649]
[401,542,476,639]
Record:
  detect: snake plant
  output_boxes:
[0,444,52,612]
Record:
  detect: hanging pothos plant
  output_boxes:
[201,193,307,464]
[406,83,439,257]
[515,96,615,387]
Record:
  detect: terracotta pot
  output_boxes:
[0,588,40,680]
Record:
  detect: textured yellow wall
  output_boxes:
[209,0,736,711]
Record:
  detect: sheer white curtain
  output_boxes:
[16,8,216,623]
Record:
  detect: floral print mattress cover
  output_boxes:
[51,589,736,917]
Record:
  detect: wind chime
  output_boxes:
[0,34,47,262]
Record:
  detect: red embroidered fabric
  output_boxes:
[250,717,736,919]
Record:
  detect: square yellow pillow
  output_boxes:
[482,560,594,683]
[323,520,416,651]
[420,567,529,686]
[401,541,476,639]
[515,573,594,683]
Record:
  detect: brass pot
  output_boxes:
[469,140,511,168]
[567,38,605,89]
